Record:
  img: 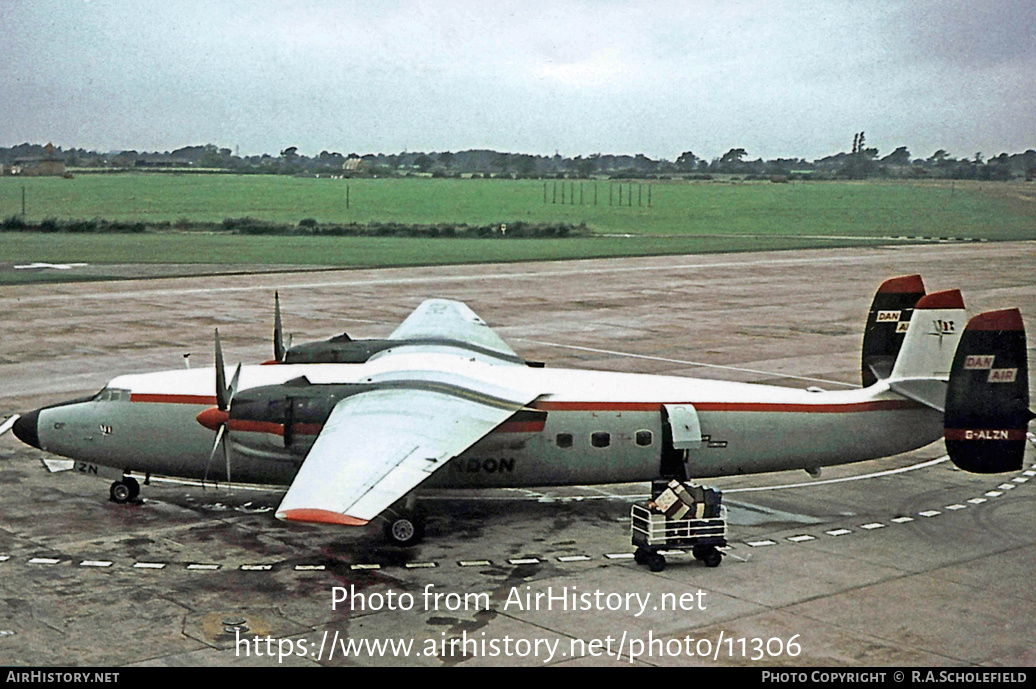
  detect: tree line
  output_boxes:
[2,140,1033,181]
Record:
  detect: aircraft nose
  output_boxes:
[12,410,40,449]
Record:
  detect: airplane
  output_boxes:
[3,276,1032,549]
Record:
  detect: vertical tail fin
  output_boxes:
[944,308,1033,473]
[888,289,967,382]
[862,275,926,386]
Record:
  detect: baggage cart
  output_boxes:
[631,488,727,572]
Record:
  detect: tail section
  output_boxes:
[944,308,1033,473]
[862,275,927,386]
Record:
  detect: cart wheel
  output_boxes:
[634,547,647,565]
[703,548,722,568]
[648,553,666,572]
[692,545,708,561]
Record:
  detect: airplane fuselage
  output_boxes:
[26,351,942,490]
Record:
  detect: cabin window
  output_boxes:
[635,430,653,447]
[556,433,573,448]
[591,432,611,448]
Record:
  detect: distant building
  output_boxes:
[343,156,365,172]
[14,143,67,176]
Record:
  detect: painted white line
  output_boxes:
[747,540,777,547]
[240,564,274,571]
[787,535,816,542]
[187,563,221,571]
[28,557,61,565]
[605,553,635,560]
[1012,477,1029,483]
[133,562,166,569]
[294,564,325,571]
[404,562,437,569]
[997,484,1016,490]
[725,456,950,494]
[966,498,987,505]
[522,339,859,389]
[985,491,1003,497]
[859,523,885,530]
[458,560,492,567]
[944,504,967,511]
[79,560,113,568]
[1023,470,1036,477]
[508,558,540,565]
[556,555,592,562]
[0,556,10,562]
[890,517,914,523]
[826,529,852,536]
[351,564,380,571]
[918,510,941,517]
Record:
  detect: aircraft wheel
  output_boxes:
[648,553,666,572]
[109,477,139,504]
[384,512,425,547]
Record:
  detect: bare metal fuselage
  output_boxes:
[31,353,942,489]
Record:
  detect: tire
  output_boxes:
[703,548,722,568]
[109,480,133,504]
[383,512,425,547]
[634,547,649,565]
[648,553,666,572]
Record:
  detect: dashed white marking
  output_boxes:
[944,504,967,511]
[187,563,220,571]
[826,529,852,536]
[787,535,816,542]
[295,565,325,571]
[241,564,273,571]
[998,483,1016,490]
[966,498,987,505]
[859,523,885,530]
[28,557,61,565]
[556,555,592,562]
[985,491,1003,497]
[890,517,914,524]
[79,560,112,568]
[508,558,540,565]
[458,560,492,567]
[133,562,165,569]
[0,556,10,563]
[404,562,437,569]
[1012,476,1029,483]
[747,540,777,547]
[605,553,635,560]
[351,564,380,571]
[918,510,941,517]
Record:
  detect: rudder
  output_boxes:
[944,308,1033,473]
[862,275,927,386]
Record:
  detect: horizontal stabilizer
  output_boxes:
[944,308,1031,473]
[888,379,947,412]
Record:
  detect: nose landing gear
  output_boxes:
[109,476,140,504]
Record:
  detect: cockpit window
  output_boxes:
[94,387,131,402]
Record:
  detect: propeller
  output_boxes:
[203,329,241,491]
[274,291,292,362]
[0,414,20,437]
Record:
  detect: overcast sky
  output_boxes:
[2,0,1033,161]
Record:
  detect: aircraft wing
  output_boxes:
[387,299,523,363]
[275,370,538,526]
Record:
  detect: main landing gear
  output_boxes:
[382,499,426,547]
[109,476,140,504]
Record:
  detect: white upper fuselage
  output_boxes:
[35,350,943,489]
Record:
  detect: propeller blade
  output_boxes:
[215,329,229,411]
[274,291,286,361]
[224,428,234,494]
[203,423,226,489]
[228,363,242,406]
[0,414,20,436]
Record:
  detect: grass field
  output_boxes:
[1,175,1033,284]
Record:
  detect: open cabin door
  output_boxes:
[660,404,704,479]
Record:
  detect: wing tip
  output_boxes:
[277,508,369,527]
